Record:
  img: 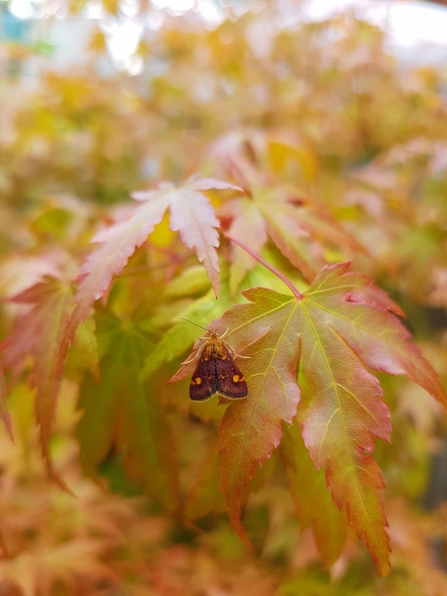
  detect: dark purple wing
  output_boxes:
[189,359,218,401]
[215,359,248,399]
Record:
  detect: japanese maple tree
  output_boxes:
[1,3,447,594]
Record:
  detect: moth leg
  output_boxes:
[233,352,251,360]
[222,339,251,359]
[182,350,201,365]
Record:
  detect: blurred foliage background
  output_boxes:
[2,0,447,594]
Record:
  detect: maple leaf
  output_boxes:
[260,203,318,282]
[258,195,366,282]
[0,277,73,469]
[184,444,226,520]
[0,539,116,596]
[58,176,240,374]
[222,160,365,284]
[170,287,302,547]
[78,310,180,512]
[68,314,99,379]
[281,420,348,567]
[219,197,267,294]
[171,262,447,575]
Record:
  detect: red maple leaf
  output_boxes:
[171,262,447,575]
[1,277,73,472]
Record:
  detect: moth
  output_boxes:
[184,326,248,401]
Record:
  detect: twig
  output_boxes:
[225,233,302,298]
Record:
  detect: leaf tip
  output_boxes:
[45,455,75,496]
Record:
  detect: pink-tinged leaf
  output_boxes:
[59,177,235,371]
[169,186,220,298]
[1,277,73,460]
[259,196,365,282]
[58,190,172,370]
[0,254,61,300]
[219,198,267,293]
[0,539,116,595]
[290,199,367,256]
[264,216,317,282]
[188,176,242,192]
[295,263,447,574]
[305,263,447,408]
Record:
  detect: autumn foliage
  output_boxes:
[1,4,447,594]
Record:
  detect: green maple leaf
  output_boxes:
[281,420,348,567]
[171,262,447,575]
[78,310,180,512]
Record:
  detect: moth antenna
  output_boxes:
[179,318,209,332]
[180,318,224,338]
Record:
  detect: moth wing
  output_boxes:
[215,358,248,399]
[189,359,217,401]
